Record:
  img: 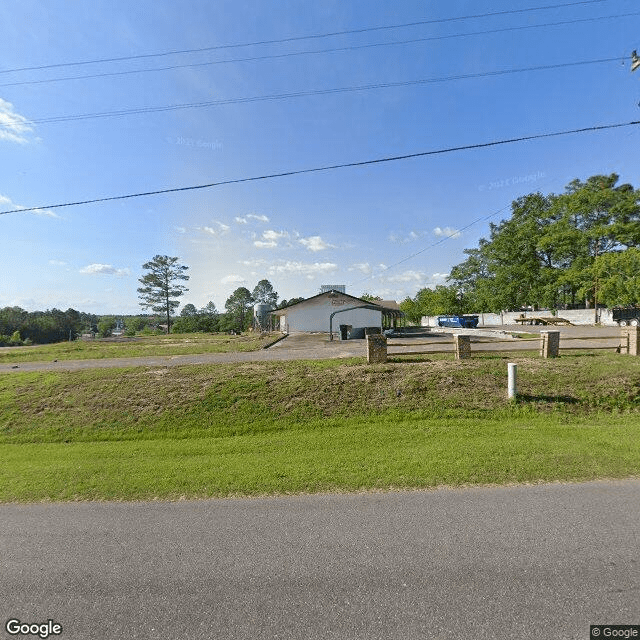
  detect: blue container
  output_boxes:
[437,315,479,328]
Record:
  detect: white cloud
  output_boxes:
[0,98,35,144]
[174,226,187,234]
[348,262,372,274]
[388,230,424,244]
[202,220,230,235]
[221,274,245,285]
[48,260,67,266]
[431,272,449,281]
[0,193,58,218]
[235,213,269,225]
[298,235,334,252]
[384,270,428,283]
[267,261,338,278]
[433,226,461,239]
[254,229,289,249]
[239,258,267,267]
[80,263,130,277]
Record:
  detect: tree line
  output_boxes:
[136,255,307,334]
[401,174,640,322]
[0,307,97,346]
[1,266,299,346]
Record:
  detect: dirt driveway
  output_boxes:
[0,326,626,373]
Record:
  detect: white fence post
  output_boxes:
[508,362,517,399]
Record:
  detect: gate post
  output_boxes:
[454,334,471,360]
[366,334,387,364]
[540,330,560,358]
[622,326,640,356]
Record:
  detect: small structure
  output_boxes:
[271,290,403,336]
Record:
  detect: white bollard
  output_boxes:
[507,362,517,399]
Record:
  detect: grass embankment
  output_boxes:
[1,353,639,502]
[0,332,280,363]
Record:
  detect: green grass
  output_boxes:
[1,352,639,501]
[0,332,280,363]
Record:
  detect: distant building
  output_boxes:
[272,290,403,336]
[320,284,346,294]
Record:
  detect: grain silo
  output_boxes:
[253,303,273,332]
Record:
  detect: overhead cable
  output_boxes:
[1,11,635,88]
[5,56,624,127]
[0,0,613,75]
[2,119,638,216]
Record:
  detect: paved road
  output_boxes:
[0,326,625,373]
[1,480,638,639]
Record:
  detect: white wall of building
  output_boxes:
[421,308,618,327]
[275,293,383,333]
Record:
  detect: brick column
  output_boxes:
[622,326,640,356]
[540,330,560,358]
[366,334,387,364]
[454,334,471,360]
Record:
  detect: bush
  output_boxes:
[9,330,22,346]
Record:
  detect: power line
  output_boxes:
[7,56,624,127]
[2,120,638,216]
[2,11,635,89]
[0,0,613,75]
[350,206,511,287]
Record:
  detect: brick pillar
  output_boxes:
[454,334,471,360]
[622,326,640,356]
[366,334,387,364]
[540,330,560,358]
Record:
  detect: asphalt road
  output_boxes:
[1,480,638,639]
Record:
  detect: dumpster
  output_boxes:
[437,315,479,328]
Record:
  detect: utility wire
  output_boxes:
[6,56,624,127]
[1,11,635,88]
[350,205,511,287]
[2,120,638,216]
[0,0,613,75]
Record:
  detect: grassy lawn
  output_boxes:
[1,352,639,501]
[0,332,281,363]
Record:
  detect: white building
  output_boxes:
[272,290,402,336]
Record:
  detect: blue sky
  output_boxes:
[1,0,639,314]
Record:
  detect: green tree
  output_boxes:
[200,301,218,316]
[449,175,640,311]
[277,297,305,309]
[137,255,190,333]
[360,293,382,302]
[224,287,253,332]
[97,317,115,338]
[180,303,198,317]
[401,285,465,322]
[540,174,640,306]
[251,279,278,306]
[593,249,640,308]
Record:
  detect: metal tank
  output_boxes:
[253,303,273,331]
